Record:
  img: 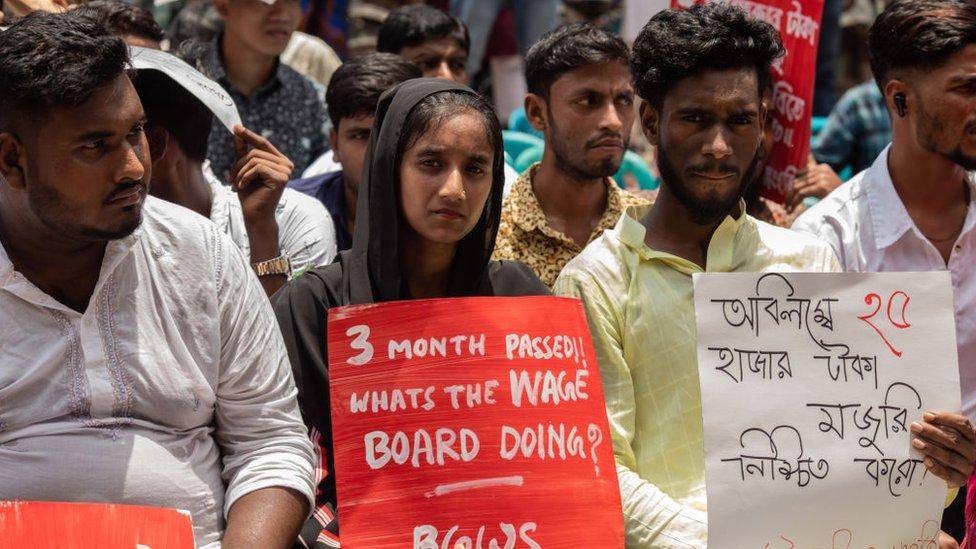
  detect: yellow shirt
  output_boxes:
[493,163,649,287]
[554,203,840,548]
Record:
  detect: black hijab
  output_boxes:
[271,79,546,530]
[345,78,506,303]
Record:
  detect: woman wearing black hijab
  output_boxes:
[272,79,548,547]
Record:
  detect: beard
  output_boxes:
[918,105,976,171]
[548,111,628,182]
[28,177,143,242]
[657,144,761,226]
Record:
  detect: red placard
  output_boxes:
[0,501,195,549]
[671,0,825,203]
[328,297,624,548]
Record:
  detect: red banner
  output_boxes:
[0,501,195,549]
[671,0,825,203]
[328,297,624,548]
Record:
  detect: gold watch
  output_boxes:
[252,256,292,277]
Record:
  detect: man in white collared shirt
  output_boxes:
[0,12,314,548]
[794,0,976,426]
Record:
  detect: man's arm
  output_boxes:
[554,271,706,548]
[211,225,315,546]
[222,487,309,549]
[229,125,293,296]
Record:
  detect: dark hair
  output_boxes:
[397,90,502,167]
[524,22,630,99]
[133,70,213,163]
[868,0,976,91]
[327,53,422,125]
[631,3,784,110]
[0,10,130,130]
[376,4,469,55]
[165,0,224,52]
[75,0,165,43]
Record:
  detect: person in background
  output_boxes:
[812,79,892,175]
[0,12,315,547]
[793,2,976,543]
[290,53,420,252]
[202,0,329,179]
[134,68,336,295]
[450,0,557,77]
[273,78,548,549]
[492,23,646,287]
[75,0,163,49]
[554,4,974,547]
[376,3,469,84]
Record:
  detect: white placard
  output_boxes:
[128,46,242,133]
[693,272,960,548]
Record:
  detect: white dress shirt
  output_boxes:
[793,146,976,418]
[206,166,337,275]
[0,197,315,547]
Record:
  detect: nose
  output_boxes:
[431,61,454,81]
[118,139,147,184]
[702,126,733,160]
[438,167,465,202]
[599,101,624,133]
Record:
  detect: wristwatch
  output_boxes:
[252,256,292,278]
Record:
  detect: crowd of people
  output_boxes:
[1,0,975,548]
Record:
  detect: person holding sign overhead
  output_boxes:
[554,4,976,547]
[272,79,548,548]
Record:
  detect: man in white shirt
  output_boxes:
[0,11,315,548]
[134,68,337,295]
[794,2,976,541]
[794,0,976,425]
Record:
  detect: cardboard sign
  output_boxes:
[0,501,195,549]
[328,297,624,548]
[693,272,960,547]
[672,0,824,203]
[129,46,242,133]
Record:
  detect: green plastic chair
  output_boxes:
[503,130,545,164]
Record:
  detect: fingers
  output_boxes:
[234,125,284,156]
[234,158,290,192]
[229,148,293,182]
[913,418,976,461]
[924,411,976,443]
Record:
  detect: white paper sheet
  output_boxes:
[693,271,960,548]
[128,46,242,133]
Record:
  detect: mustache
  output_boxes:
[104,181,146,203]
[686,163,740,177]
[585,132,626,148]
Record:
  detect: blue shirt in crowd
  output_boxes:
[288,171,353,252]
[812,81,892,175]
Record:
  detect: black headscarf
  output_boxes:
[346,78,506,303]
[271,79,546,542]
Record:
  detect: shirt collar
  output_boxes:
[509,162,628,235]
[614,200,750,273]
[866,145,976,250]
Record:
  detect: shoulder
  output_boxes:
[279,187,332,220]
[485,260,550,296]
[749,216,838,270]
[792,169,868,238]
[142,196,219,244]
[559,228,634,290]
[288,171,341,195]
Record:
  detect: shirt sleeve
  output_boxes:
[212,229,316,517]
[812,94,858,172]
[277,190,338,277]
[554,271,708,548]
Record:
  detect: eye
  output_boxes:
[682,114,704,123]
[127,124,145,138]
[82,139,106,151]
[730,115,754,125]
[450,60,466,72]
[466,165,486,176]
[421,158,442,169]
[617,95,634,107]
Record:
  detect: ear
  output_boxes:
[883,79,909,118]
[524,93,548,134]
[0,132,27,191]
[329,126,341,164]
[639,101,660,147]
[147,126,169,163]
